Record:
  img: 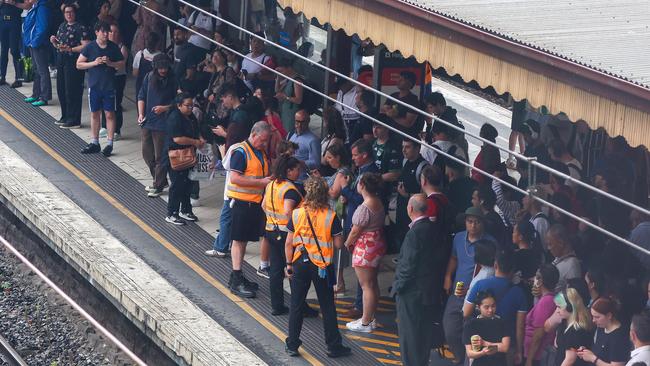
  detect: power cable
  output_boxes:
[178,0,650,218]
[126,0,650,256]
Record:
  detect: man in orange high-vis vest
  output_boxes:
[226,121,271,298]
[283,177,351,359]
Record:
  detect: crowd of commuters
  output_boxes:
[2,1,650,365]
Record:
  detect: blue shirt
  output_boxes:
[451,231,496,287]
[137,72,178,131]
[81,40,124,91]
[289,130,321,173]
[341,162,379,233]
[230,140,266,174]
[466,276,528,334]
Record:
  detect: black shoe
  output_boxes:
[303,305,319,318]
[179,212,198,222]
[326,345,351,358]
[102,145,113,157]
[230,281,256,298]
[242,276,259,291]
[256,266,270,279]
[10,80,22,88]
[0,78,6,86]
[285,345,299,357]
[60,122,80,129]
[81,143,100,154]
[165,215,186,226]
[272,305,289,316]
[55,118,67,125]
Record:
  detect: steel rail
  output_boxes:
[128,0,650,256]
[177,0,650,218]
[0,333,28,366]
[0,235,148,366]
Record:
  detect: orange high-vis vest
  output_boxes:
[226,140,269,203]
[291,206,336,269]
[263,180,302,232]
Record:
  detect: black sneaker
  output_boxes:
[285,345,299,357]
[242,276,259,291]
[80,143,100,154]
[256,266,270,279]
[230,278,256,298]
[326,345,351,358]
[102,145,113,157]
[10,80,22,88]
[0,78,6,86]
[179,212,198,222]
[165,215,186,226]
[272,305,289,316]
[55,118,67,125]
[60,122,80,129]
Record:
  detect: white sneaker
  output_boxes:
[346,319,373,333]
[190,198,201,207]
[99,128,107,138]
[145,185,155,192]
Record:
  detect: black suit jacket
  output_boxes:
[392,217,446,306]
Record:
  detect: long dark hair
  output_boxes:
[325,143,351,167]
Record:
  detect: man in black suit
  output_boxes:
[392,193,446,366]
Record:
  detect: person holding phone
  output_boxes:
[137,53,177,197]
[76,21,125,157]
[463,291,511,366]
[553,288,593,366]
[50,3,90,128]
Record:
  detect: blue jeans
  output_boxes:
[212,199,232,252]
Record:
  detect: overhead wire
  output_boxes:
[177,0,650,218]
[125,0,650,256]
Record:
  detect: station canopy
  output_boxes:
[278,0,650,148]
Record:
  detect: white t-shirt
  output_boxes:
[188,11,219,51]
[133,49,160,70]
[564,158,583,188]
[335,88,359,120]
[241,52,267,90]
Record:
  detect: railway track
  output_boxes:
[0,333,28,366]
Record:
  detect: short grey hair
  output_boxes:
[251,121,272,135]
[408,193,428,214]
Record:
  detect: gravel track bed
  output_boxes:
[0,246,132,366]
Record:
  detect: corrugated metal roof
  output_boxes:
[401,0,650,89]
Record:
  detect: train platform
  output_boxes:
[0,63,513,365]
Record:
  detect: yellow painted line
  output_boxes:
[338,316,356,322]
[369,330,399,339]
[361,346,389,355]
[376,358,402,365]
[391,350,401,357]
[345,335,400,348]
[308,303,354,314]
[335,299,353,305]
[378,299,395,305]
[0,109,325,366]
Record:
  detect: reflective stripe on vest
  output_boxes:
[290,207,335,268]
[263,180,302,232]
[226,141,269,203]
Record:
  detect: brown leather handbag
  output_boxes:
[168,147,197,171]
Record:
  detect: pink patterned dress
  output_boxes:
[351,203,386,268]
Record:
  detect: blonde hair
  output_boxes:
[302,177,329,211]
[556,288,592,332]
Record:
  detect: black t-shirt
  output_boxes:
[173,42,201,84]
[555,321,593,366]
[284,187,302,205]
[0,0,23,18]
[592,326,631,363]
[513,248,539,280]
[385,91,423,138]
[447,176,477,213]
[81,40,124,91]
[167,109,199,150]
[462,316,508,366]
